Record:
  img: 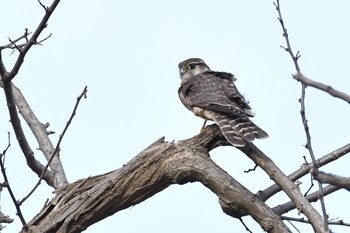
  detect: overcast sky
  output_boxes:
[1,1,350,232]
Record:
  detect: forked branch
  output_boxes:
[20,86,88,204]
[22,125,292,233]
[2,81,54,186]
[274,0,329,230]
[11,83,68,189]
[257,143,350,202]
[1,0,61,82]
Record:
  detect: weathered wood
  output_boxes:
[22,125,291,233]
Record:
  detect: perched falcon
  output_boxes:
[178,58,268,147]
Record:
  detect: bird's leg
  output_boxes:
[200,119,208,133]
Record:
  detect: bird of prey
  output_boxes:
[178,58,268,147]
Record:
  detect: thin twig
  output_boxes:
[8,39,21,52]
[274,0,329,230]
[2,132,11,165]
[286,220,300,233]
[0,30,32,51]
[38,0,49,11]
[282,216,350,227]
[273,0,300,73]
[2,0,61,82]
[19,86,88,204]
[239,218,253,233]
[0,134,28,229]
[0,133,11,163]
[303,173,314,196]
[36,33,52,46]
[244,164,258,173]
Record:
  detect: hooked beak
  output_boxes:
[179,68,185,77]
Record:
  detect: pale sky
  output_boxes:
[1,1,350,232]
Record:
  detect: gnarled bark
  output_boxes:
[23,125,291,233]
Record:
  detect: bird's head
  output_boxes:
[178,58,210,82]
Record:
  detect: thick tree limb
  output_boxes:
[12,83,68,189]
[237,142,328,233]
[258,143,350,202]
[2,81,54,186]
[273,184,340,216]
[22,125,292,233]
[312,170,350,191]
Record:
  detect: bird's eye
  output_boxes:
[187,64,196,70]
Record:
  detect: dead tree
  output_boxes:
[0,1,349,232]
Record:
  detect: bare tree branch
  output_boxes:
[282,216,350,227]
[0,29,31,51]
[273,184,340,216]
[312,169,350,191]
[0,134,27,228]
[11,83,67,189]
[274,0,329,230]
[273,0,300,73]
[19,124,335,232]
[20,86,88,204]
[19,125,345,232]
[36,33,52,46]
[2,0,60,82]
[294,73,350,104]
[22,125,292,233]
[257,143,350,202]
[0,1,348,232]
[2,81,54,186]
[229,149,349,218]
[0,0,64,189]
[237,141,328,233]
[299,78,329,227]
[0,0,67,190]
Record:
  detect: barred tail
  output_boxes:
[214,115,246,147]
[213,114,268,147]
[228,116,269,141]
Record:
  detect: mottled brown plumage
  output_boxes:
[178,58,268,147]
